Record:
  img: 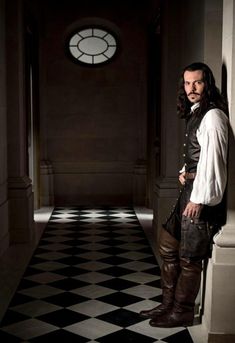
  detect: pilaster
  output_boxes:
[202,1,235,341]
[6,0,34,243]
[0,0,8,255]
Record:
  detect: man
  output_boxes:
[140,62,228,328]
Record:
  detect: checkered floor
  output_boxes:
[0,207,194,342]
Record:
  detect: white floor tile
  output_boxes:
[35,251,69,260]
[71,284,116,298]
[18,285,63,298]
[120,271,160,284]
[123,284,161,299]
[128,320,184,340]
[77,261,110,271]
[121,261,156,271]
[38,243,71,251]
[32,261,68,271]
[25,272,66,284]
[78,243,108,251]
[68,299,118,317]
[73,271,113,284]
[118,242,147,251]
[125,299,160,313]
[10,300,62,317]
[1,319,57,340]
[65,318,120,339]
[118,251,152,260]
[79,235,107,243]
[77,251,110,260]
[40,235,72,243]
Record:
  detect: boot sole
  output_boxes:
[149,320,193,328]
[139,307,172,319]
[139,311,168,319]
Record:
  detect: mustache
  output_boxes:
[188,92,200,96]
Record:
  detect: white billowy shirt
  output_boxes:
[185,102,228,206]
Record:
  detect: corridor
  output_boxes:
[0,207,197,342]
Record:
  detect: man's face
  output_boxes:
[183,70,205,104]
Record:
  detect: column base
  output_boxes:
[0,200,9,256]
[8,176,34,243]
[208,333,235,343]
[203,243,235,341]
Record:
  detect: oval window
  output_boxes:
[68,28,117,65]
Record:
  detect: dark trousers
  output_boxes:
[163,179,220,259]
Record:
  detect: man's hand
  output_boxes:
[183,201,203,218]
[179,172,186,185]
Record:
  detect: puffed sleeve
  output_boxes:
[190,109,228,206]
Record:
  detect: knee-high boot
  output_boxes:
[140,229,180,319]
[150,258,202,327]
[140,261,180,318]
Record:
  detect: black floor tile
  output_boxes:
[163,329,194,343]
[37,308,88,327]
[96,328,155,343]
[43,292,88,307]
[98,278,138,291]
[97,308,143,327]
[49,277,89,291]
[98,292,143,307]
[30,329,89,342]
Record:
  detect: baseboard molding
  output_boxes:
[208,333,235,343]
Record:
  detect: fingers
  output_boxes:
[183,208,198,218]
[183,202,202,218]
[179,174,186,185]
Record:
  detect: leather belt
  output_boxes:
[185,172,196,180]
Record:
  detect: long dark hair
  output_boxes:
[177,62,228,118]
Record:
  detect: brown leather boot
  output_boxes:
[149,258,202,327]
[139,292,173,318]
[139,262,179,318]
[149,306,194,327]
[140,230,180,319]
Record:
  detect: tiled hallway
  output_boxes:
[0,207,203,342]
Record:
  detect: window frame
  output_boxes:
[65,25,119,67]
